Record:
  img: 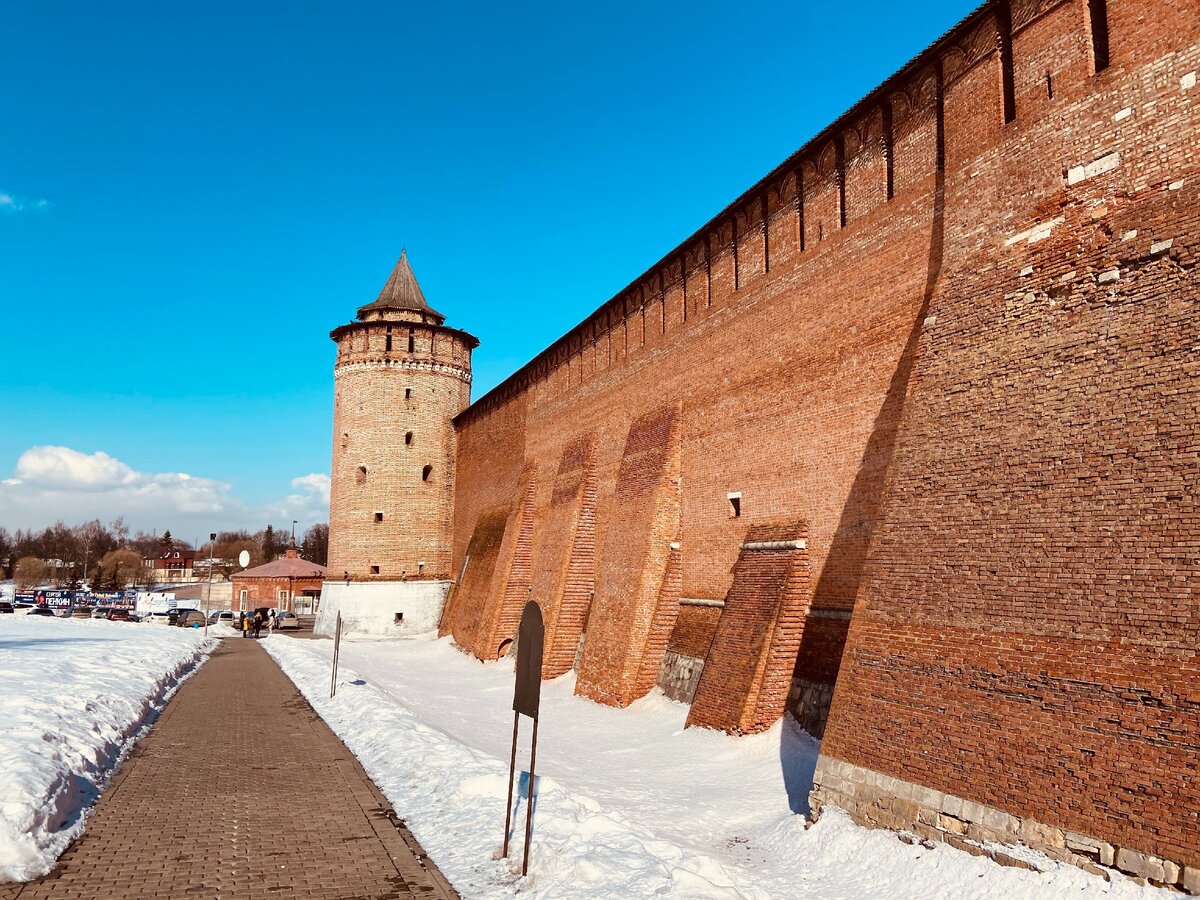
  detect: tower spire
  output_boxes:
[357,249,445,323]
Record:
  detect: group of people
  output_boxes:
[238,609,278,638]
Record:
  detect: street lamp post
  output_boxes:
[204,532,215,638]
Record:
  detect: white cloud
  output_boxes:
[290,473,331,505]
[0,445,329,535]
[0,192,49,213]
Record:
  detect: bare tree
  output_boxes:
[14,556,50,590]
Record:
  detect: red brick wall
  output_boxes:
[820,0,1200,869]
[533,434,597,678]
[667,606,720,660]
[687,521,812,734]
[328,316,473,581]
[575,405,683,706]
[230,575,324,610]
[440,4,1198,869]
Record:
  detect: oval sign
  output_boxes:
[238,549,250,568]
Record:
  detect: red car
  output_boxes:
[106,608,132,621]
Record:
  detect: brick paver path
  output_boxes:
[5,638,456,900]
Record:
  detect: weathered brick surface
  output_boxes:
[533,434,598,677]
[687,521,812,734]
[576,405,683,706]
[818,0,1200,872]
[7,640,455,900]
[327,285,476,583]
[337,0,1198,873]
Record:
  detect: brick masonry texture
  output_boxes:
[686,521,812,734]
[5,640,455,900]
[328,306,475,583]
[331,0,1199,879]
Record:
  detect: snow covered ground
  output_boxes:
[0,616,213,882]
[265,635,1165,900]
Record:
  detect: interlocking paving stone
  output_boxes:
[7,638,456,900]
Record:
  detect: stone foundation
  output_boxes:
[786,677,834,738]
[656,650,704,704]
[316,579,450,637]
[810,755,1200,893]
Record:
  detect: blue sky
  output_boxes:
[0,0,978,536]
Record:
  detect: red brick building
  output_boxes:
[232,548,326,612]
[322,0,1199,886]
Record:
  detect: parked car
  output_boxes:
[175,609,207,628]
[0,601,13,614]
[28,606,56,617]
[212,610,236,626]
[276,611,300,630]
[166,608,197,626]
[70,607,93,619]
[91,607,110,619]
[107,608,132,621]
[145,611,173,625]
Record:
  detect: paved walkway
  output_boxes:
[5,638,456,900]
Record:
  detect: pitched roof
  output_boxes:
[235,556,327,580]
[357,250,445,323]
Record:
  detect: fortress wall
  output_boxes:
[441,3,1199,873]
[446,33,948,712]
[816,0,1200,875]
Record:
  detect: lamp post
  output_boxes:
[204,532,215,637]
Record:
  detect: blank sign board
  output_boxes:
[513,601,544,720]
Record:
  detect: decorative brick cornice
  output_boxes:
[333,358,472,384]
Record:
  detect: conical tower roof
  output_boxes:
[357,250,445,323]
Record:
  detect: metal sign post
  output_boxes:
[329,611,343,698]
[502,601,544,876]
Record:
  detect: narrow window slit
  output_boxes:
[1088,0,1110,73]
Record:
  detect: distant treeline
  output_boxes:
[0,519,328,588]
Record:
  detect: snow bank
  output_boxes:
[0,617,213,882]
[265,635,1166,899]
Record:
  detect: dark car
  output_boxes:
[107,608,132,621]
[29,606,56,617]
[70,607,93,619]
[166,608,196,626]
[175,609,207,628]
[0,601,14,614]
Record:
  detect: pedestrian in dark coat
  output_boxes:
[252,611,263,639]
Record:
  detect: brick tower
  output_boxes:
[317,251,478,635]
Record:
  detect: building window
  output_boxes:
[394,612,405,624]
[341,432,349,450]
[385,325,393,352]
[356,465,367,484]
[408,328,415,353]
[374,511,384,523]
[422,464,433,482]
[405,431,413,446]
[278,590,287,602]
[370,565,380,575]
[727,492,742,518]
[405,388,412,400]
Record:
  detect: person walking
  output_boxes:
[252,610,263,639]
[241,612,250,639]
[267,609,277,637]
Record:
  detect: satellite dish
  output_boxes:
[238,550,250,568]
